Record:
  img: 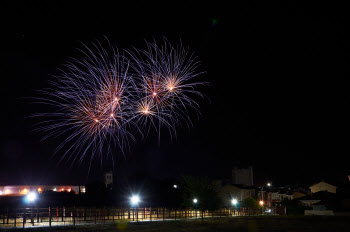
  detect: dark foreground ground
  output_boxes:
[1,216,350,232]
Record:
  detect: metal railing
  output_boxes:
[0,206,286,228]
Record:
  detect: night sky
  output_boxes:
[0,1,348,187]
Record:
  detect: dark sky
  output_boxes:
[0,1,348,187]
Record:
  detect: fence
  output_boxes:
[0,206,285,228]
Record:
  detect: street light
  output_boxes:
[130,195,140,207]
[193,198,198,204]
[261,182,272,207]
[231,199,238,206]
[26,192,38,203]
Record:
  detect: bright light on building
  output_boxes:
[267,182,271,187]
[27,192,37,203]
[21,189,29,194]
[259,200,264,206]
[0,191,2,195]
[130,195,140,206]
[173,184,178,189]
[5,189,10,194]
[53,188,57,192]
[193,198,198,204]
[231,199,238,205]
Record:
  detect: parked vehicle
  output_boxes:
[265,208,272,214]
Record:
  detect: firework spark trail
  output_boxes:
[34,38,208,167]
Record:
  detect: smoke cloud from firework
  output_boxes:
[33,39,208,166]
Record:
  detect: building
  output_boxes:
[298,191,336,207]
[310,181,337,194]
[0,185,86,196]
[232,166,254,186]
[104,171,113,189]
[216,181,256,207]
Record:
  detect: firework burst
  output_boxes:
[33,38,208,167]
[127,39,208,140]
[33,41,137,167]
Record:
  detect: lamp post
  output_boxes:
[261,182,271,207]
[193,198,198,209]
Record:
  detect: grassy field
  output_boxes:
[1,216,350,232]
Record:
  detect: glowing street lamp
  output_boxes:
[231,199,238,206]
[193,198,198,204]
[259,200,264,206]
[26,192,38,203]
[130,195,140,207]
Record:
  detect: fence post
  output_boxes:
[14,208,16,228]
[2,208,4,224]
[157,208,159,219]
[103,206,105,224]
[31,207,34,226]
[175,209,176,221]
[23,208,26,228]
[163,208,165,221]
[150,208,152,221]
[73,207,75,226]
[49,207,51,228]
[94,207,96,224]
[136,208,138,222]
[7,208,9,224]
[37,208,39,223]
[112,207,114,222]
[83,208,85,222]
